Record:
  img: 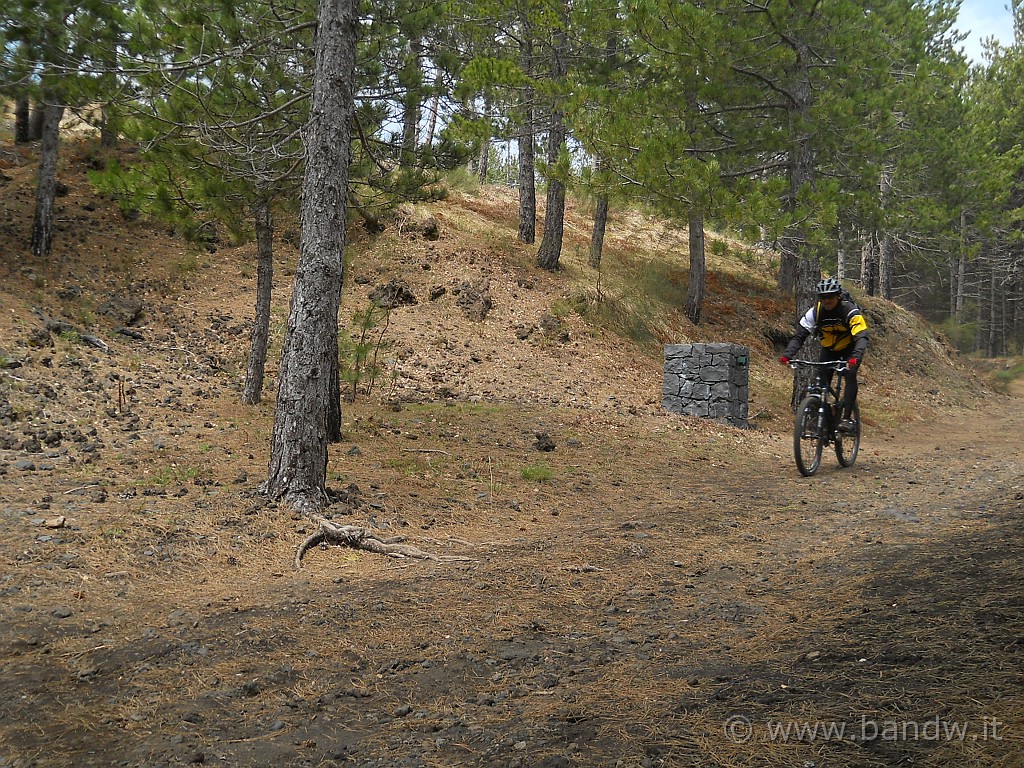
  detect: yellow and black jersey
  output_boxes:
[785,299,869,359]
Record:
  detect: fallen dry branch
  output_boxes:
[295,516,471,568]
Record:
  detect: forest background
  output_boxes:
[3,0,1024,509]
[4,4,1024,765]
[4,0,1024,345]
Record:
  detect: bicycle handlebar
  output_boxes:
[788,359,848,373]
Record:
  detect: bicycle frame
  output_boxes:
[788,359,859,476]
[791,359,848,438]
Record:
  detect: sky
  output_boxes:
[955,0,1016,63]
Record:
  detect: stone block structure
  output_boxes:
[663,343,749,427]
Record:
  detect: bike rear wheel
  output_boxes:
[794,395,825,476]
[835,402,861,467]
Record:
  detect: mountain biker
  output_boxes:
[779,278,869,433]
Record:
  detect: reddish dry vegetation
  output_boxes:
[1,136,1022,768]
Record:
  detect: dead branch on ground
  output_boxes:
[295,515,471,569]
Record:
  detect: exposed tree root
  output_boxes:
[295,515,470,568]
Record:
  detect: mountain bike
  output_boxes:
[789,359,861,476]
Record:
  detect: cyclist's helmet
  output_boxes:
[816,277,842,297]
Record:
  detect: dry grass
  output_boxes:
[1,136,1022,767]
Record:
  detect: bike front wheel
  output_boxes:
[794,395,825,476]
[835,403,861,467]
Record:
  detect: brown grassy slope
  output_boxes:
[4,126,1024,768]
[0,132,987,447]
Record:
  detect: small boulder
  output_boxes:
[368,280,417,309]
[98,293,144,326]
[533,432,555,452]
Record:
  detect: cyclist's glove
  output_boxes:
[847,357,859,368]
[780,356,790,365]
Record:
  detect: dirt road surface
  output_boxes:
[2,380,1021,768]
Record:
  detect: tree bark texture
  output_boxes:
[878,163,893,300]
[975,259,986,352]
[589,193,608,269]
[535,121,565,269]
[31,101,65,260]
[243,199,275,405]
[517,12,536,244]
[791,253,823,408]
[1012,277,1022,352]
[536,18,568,271]
[955,209,967,319]
[777,65,814,297]
[266,0,358,511]
[685,209,705,325]
[988,264,998,357]
[861,231,878,296]
[879,230,894,300]
[948,255,957,319]
[517,100,536,244]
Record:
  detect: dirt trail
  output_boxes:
[1,127,1018,767]
[2,381,1022,768]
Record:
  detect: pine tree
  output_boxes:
[266,0,359,512]
[1,0,131,260]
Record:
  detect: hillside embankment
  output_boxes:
[1,136,1021,768]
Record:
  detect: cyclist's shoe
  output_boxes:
[837,419,857,435]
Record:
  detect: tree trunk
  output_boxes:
[975,257,985,354]
[778,236,798,296]
[955,208,967,319]
[536,16,568,271]
[517,98,536,244]
[477,100,491,183]
[988,264,998,357]
[589,193,608,269]
[535,119,566,270]
[878,163,893,300]
[685,209,705,325]
[243,199,275,405]
[517,11,537,244]
[948,255,957,319]
[31,100,65,260]
[1012,277,1022,354]
[861,231,878,296]
[423,77,442,149]
[791,254,823,408]
[878,230,893,300]
[777,48,814,297]
[14,96,30,144]
[400,37,422,163]
[266,0,358,512]
[100,104,119,148]
[29,101,45,141]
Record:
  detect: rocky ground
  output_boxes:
[1,135,1022,768]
